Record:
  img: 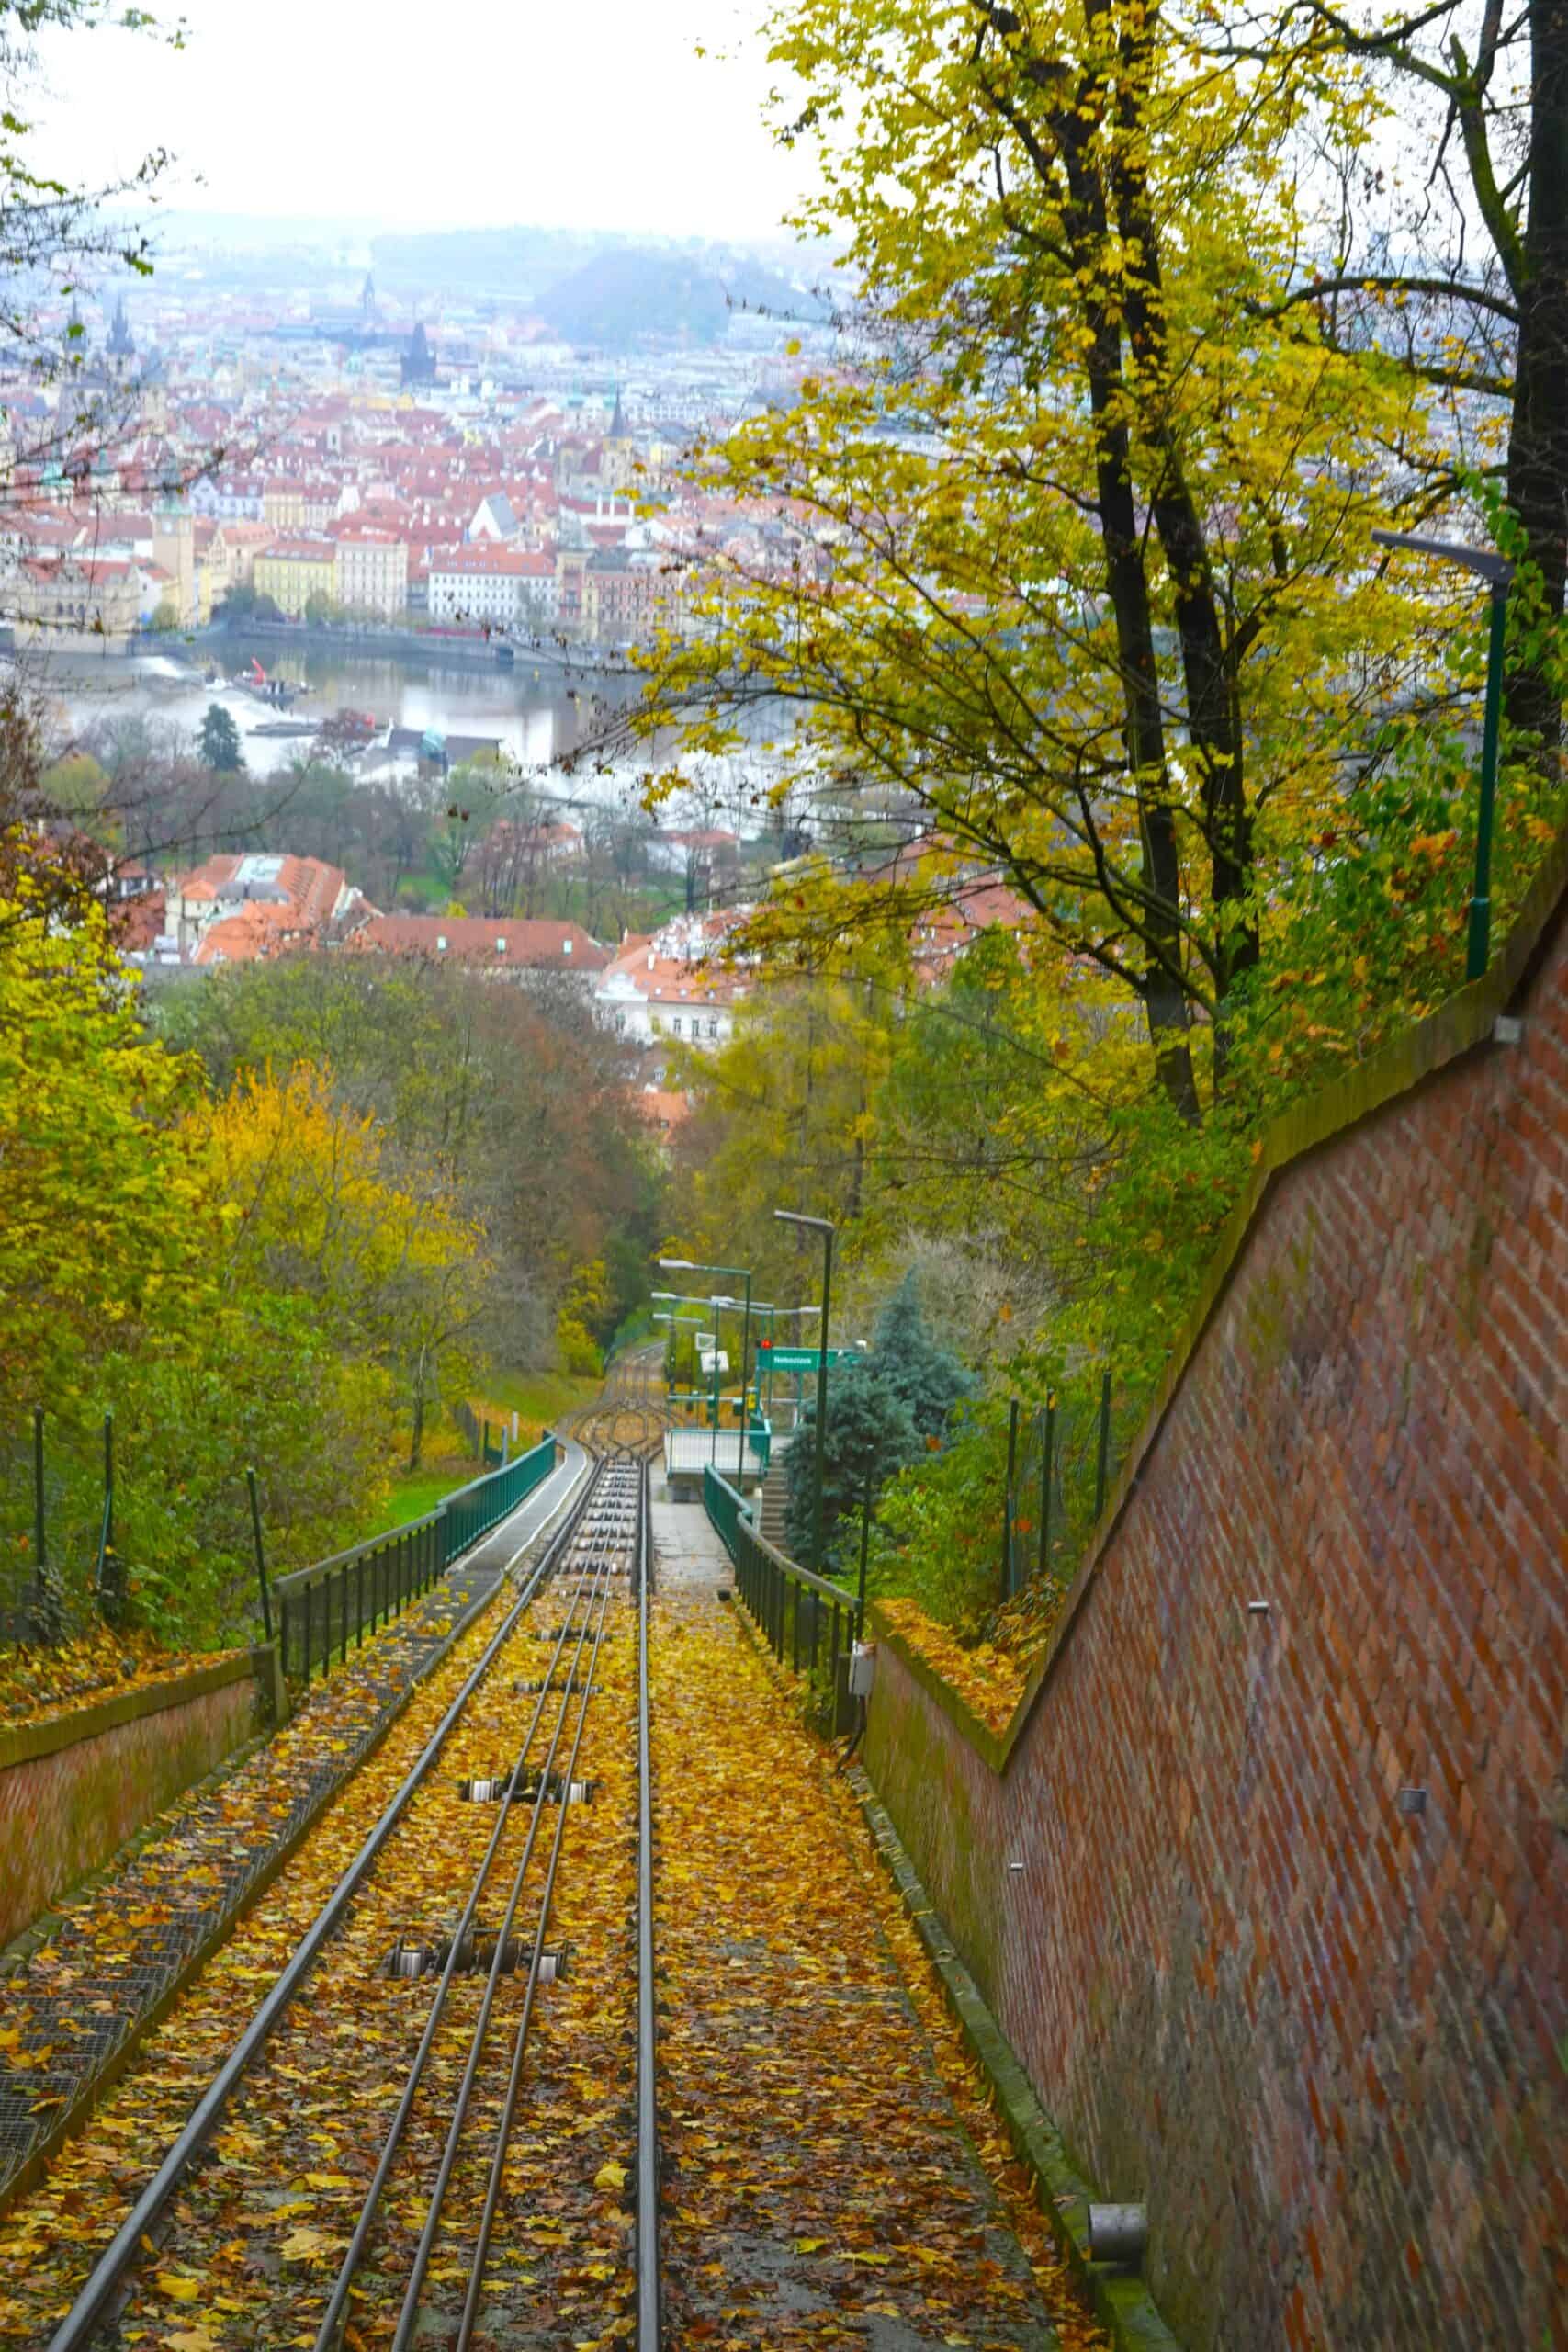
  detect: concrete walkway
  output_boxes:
[0,1442,589,2214]
[649,1476,734,1598]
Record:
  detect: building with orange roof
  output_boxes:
[165,853,365,966]
[344,912,609,978]
[632,1085,692,1147]
[592,913,750,1054]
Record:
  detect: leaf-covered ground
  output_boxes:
[654,1581,1105,2350]
[0,1628,213,1735]
[0,1550,504,2207]
[0,1543,644,2352]
[874,1600,1033,1738]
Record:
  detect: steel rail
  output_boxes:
[635,1455,660,2349]
[452,1476,637,2349]
[310,1464,611,2352]
[389,1521,625,2351]
[44,1453,599,2352]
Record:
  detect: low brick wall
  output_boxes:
[0,1651,277,1950]
[865,854,1568,2351]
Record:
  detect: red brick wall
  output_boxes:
[865,894,1568,2351]
[0,1664,263,1948]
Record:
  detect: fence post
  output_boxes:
[1036,1398,1055,1586]
[96,1412,120,1624]
[246,1466,273,1644]
[1094,1369,1112,1522]
[1002,1398,1020,1600]
[30,1406,62,1642]
[32,1405,45,1582]
[855,1459,876,1644]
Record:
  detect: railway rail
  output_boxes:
[561,1347,670,1461]
[42,1437,663,2352]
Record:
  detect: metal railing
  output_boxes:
[705,1465,857,1719]
[1001,1373,1120,1600]
[275,1431,558,1683]
[453,1399,507,1466]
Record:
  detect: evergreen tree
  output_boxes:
[198,702,244,775]
[872,1271,975,1440]
[784,1357,918,1568]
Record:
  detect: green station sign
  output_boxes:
[756,1344,863,1373]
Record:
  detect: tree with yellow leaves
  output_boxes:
[0,872,211,1422]
[626,0,1514,1125]
[194,1066,493,1469]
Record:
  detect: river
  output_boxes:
[35,633,641,788]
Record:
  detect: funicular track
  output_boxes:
[42,1442,662,2352]
[563,1349,670,1461]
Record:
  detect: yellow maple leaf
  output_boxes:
[278,2226,333,2261]
[155,2274,201,2301]
[593,2157,627,2191]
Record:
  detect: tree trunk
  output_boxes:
[1053,97,1202,1124]
[1102,1,1258,1058]
[1505,0,1568,754]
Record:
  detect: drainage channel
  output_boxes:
[41,1446,662,2352]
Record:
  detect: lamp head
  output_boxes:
[1371,526,1513,589]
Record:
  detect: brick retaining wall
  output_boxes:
[865,862,1567,2351]
[0,1653,274,1950]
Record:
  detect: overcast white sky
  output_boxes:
[34,0,809,239]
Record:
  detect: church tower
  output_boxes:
[603,384,636,492]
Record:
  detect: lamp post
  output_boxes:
[1371,528,1515,980]
[660,1258,751,1472]
[652,1306,698,1395]
[773,1211,834,1573]
[652,1296,710,1405]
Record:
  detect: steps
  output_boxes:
[756,1448,793,1550]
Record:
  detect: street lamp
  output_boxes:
[659,1258,752,1470]
[773,1211,835,1573]
[652,1299,705,1397]
[1371,527,1516,980]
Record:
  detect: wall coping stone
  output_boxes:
[850,1767,1185,2352]
[0,1646,265,1775]
[872,820,1568,1777]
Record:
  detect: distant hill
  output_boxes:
[535,246,822,347]
[369,225,609,301]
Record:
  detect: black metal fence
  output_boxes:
[273,1431,558,1684]
[453,1401,507,1467]
[705,1465,857,1728]
[1001,1372,1126,1600]
[1,1408,126,1646]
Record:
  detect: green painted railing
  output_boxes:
[438,1431,557,1558]
[275,1430,558,1683]
[703,1464,748,1563]
[704,1466,855,1728]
